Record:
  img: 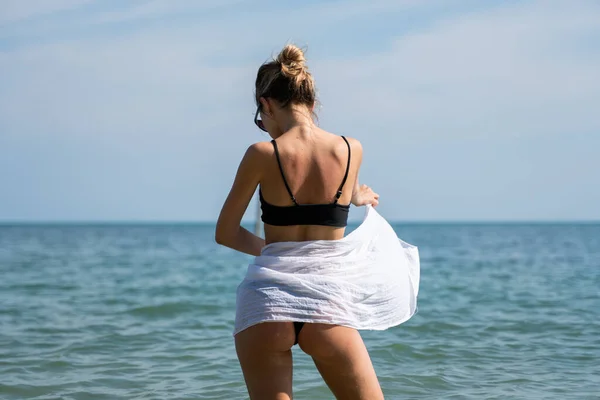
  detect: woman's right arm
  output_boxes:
[215,143,268,256]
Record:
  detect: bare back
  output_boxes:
[258,127,361,244]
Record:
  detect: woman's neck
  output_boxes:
[276,105,315,134]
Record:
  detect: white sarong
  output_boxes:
[234,205,420,336]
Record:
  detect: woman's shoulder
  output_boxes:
[329,133,362,157]
[247,140,274,154]
[342,135,362,150]
[241,141,275,165]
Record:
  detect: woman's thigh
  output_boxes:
[298,323,384,400]
[234,321,296,400]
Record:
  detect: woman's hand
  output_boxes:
[351,184,379,207]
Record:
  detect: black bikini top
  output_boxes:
[259,136,351,227]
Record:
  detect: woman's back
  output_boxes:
[258,126,361,244]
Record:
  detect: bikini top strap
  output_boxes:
[334,136,351,203]
[271,140,298,205]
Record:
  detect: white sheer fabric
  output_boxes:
[234,205,420,336]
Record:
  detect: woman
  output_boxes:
[215,44,419,399]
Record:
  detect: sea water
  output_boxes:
[1,222,599,399]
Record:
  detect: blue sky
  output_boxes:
[1,0,599,222]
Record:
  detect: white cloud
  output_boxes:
[314,0,600,144]
[0,0,93,24]
[88,0,246,24]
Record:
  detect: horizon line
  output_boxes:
[1,219,599,225]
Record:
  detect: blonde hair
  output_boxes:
[255,44,316,110]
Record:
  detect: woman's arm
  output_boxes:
[215,143,267,256]
[349,139,379,207]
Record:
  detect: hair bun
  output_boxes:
[276,44,306,78]
[255,43,316,109]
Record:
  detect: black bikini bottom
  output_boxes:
[293,322,305,345]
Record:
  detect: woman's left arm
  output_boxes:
[215,143,266,256]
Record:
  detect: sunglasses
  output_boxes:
[254,106,267,132]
